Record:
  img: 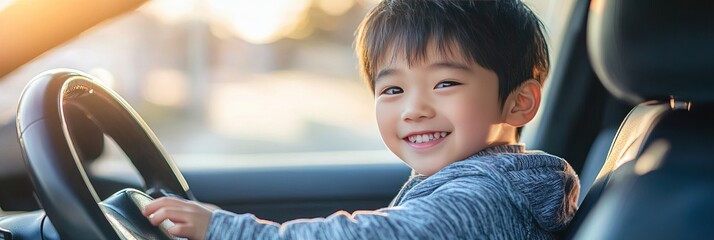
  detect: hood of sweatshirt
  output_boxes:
[395,144,580,232]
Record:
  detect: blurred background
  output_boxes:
[0,0,575,166]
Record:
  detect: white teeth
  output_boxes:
[407,132,449,143]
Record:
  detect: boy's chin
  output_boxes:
[407,161,453,176]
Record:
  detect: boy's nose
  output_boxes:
[401,96,436,122]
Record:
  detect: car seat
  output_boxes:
[563,0,714,239]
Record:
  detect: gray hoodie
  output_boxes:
[206,144,580,239]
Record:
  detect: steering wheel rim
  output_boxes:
[16,69,195,239]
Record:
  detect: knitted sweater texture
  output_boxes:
[206,144,579,239]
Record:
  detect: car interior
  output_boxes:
[1,0,713,239]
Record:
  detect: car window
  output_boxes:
[0,0,575,166]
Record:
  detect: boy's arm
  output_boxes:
[206,177,516,239]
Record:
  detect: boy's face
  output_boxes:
[373,45,515,176]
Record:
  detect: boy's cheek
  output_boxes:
[374,103,397,131]
[375,108,401,154]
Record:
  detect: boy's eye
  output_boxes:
[380,86,404,95]
[434,81,462,89]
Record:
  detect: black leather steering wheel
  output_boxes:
[16,69,195,239]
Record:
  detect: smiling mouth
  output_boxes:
[403,132,451,144]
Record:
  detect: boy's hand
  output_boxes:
[142,197,215,240]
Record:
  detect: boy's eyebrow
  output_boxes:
[375,68,396,82]
[374,61,471,82]
[429,61,472,71]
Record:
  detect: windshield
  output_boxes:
[0,0,575,164]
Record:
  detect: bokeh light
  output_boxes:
[89,68,116,89]
[317,0,355,16]
[206,0,311,44]
[142,69,189,107]
[139,0,195,24]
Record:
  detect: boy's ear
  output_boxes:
[502,79,542,127]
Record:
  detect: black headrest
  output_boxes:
[588,0,714,104]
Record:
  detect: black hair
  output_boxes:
[355,0,550,107]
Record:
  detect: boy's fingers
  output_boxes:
[142,197,187,216]
[147,207,193,226]
[167,224,194,238]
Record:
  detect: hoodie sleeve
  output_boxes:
[205,176,526,240]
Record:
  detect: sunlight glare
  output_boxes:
[356,0,381,7]
[206,0,311,44]
[317,0,355,16]
[139,0,195,24]
[0,0,14,12]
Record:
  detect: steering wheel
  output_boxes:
[16,69,195,239]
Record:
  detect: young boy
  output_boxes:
[143,0,580,239]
